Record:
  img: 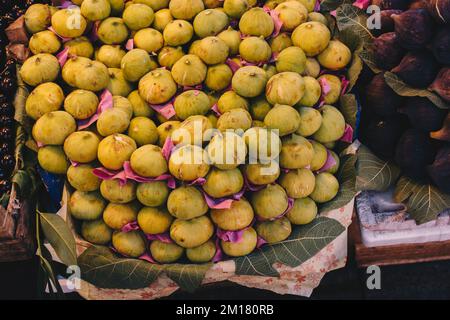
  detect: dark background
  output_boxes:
[1,249,450,300]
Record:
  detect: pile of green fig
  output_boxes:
[21,0,354,264]
[360,0,450,193]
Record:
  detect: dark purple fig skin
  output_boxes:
[395,129,437,181]
[430,67,450,102]
[392,9,435,50]
[376,10,403,35]
[376,0,410,10]
[431,113,450,142]
[362,116,407,159]
[392,51,440,88]
[398,97,448,132]
[409,0,429,9]
[428,146,450,194]
[373,32,405,70]
[365,73,403,116]
[427,0,450,24]
[432,27,450,65]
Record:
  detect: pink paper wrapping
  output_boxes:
[256,236,267,248]
[212,239,223,263]
[340,124,354,143]
[330,10,337,17]
[93,161,176,188]
[314,0,321,12]
[225,58,241,73]
[319,77,331,95]
[36,141,44,148]
[353,0,370,10]
[243,173,266,192]
[56,47,70,67]
[121,221,140,233]
[125,39,134,50]
[187,177,207,186]
[216,228,247,243]
[146,232,173,244]
[139,253,157,264]
[77,89,113,130]
[202,187,246,209]
[70,160,80,167]
[149,100,176,120]
[162,137,175,162]
[263,6,283,38]
[340,76,350,96]
[211,103,221,117]
[57,1,74,9]
[48,26,72,42]
[316,149,337,173]
[256,197,294,221]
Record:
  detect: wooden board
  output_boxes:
[0,186,36,262]
[350,211,450,267]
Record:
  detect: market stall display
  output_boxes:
[3,0,363,297]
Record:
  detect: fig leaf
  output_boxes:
[384,72,449,109]
[394,176,450,225]
[336,4,374,46]
[339,93,358,129]
[356,145,400,191]
[359,49,383,74]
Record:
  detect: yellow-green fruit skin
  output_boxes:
[251,184,288,220]
[186,240,216,263]
[310,172,339,203]
[67,164,101,192]
[312,105,346,143]
[81,0,111,21]
[217,108,252,132]
[291,21,330,57]
[127,91,154,118]
[100,179,136,203]
[69,191,106,221]
[203,168,244,198]
[303,57,321,78]
[97,17,129,45]
[275,46,307,74]
[167,186,208,220]
[157,46,184,69]
[174,90,210,120]
[133,28,164,53]
[244,163,280,185]
[265,72,305,106]
[20,54,60,87]
[171,54,207,86]
[130,145,168,177]
[274,1,308,32]
[51,8,87,38]
[256,217,292,243]
[103,203,138,230]
[63,131,100,163]
[169,0,205,20]
[317,74,342,105]
[127,117,158,146]
[150,240,184,263]
[38,146,69,174]
[97,134,137,171]
[121,49,154,83]
[65,36,95,58]
[211,198,254,231]
[243,127,282,162]
[250,96,272,121]
[170,216,214,248]
[112,231,146,258]
[296,107,322,136]
[123,4,154,31]
[153,9,173,32]
[96,45,126,68]
[280,134,314,169]
[139,68,177,105]
[309,141,327,171]
[24,4,52,34]
[136,181,169,207]
[217,91,249,114]
[163,20,193,46]
[218,27,241,55]
[221,227,257,257]
[32,111,76,146]
[26,82,64,120]
[106,68,133,97]
[270,33,293,53]
[297,76,321,107]
[317,40,351,70]
[81,219,113,245]
[239,36,272,64]
[264,104,300,136]
[287,197,317,225]
[138,207,173,234]
[193,9,229,38]
[29,30,61,55]
[231,66,268,98]
[280,168,316,198]
[64,90,99,120]
[223,0,249,19]
[157,120,181,147]
[205,64,233,92]
[239,7,274,38]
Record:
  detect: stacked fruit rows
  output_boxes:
[19,0,354,264]
[360,0,450,193]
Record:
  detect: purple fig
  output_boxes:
[392,9,435,50]
[428,146,450,194]
[373,32,405,70]
[392,51,440,88]
[398,97,447,132]
[378,10,403,35]
[362,116,407,159]
[365,73,403,116]
[409,0,429,9]
[429,67,450,102]
[431,112,450,142]
[432,27,450,65]
[395,129,436,181]
[427,0,450,24]
[380,0,410,10]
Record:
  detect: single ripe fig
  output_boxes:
[221,227,257,257]
[122,3,154,31]
[279,168,316,198]
[64,131,100,163]
[67,164,101,192]
[26,82,64,120]
[392,9,434,50]
[136,181,169,207]
[223,0,249,19]
[392,52,440,88]
[398,97,447,132]
[169,0,205,20]
[377,10,403,35]
[265,72,305,106]
[96,45,126,68]
[51,8,87,38]
[312,105,346,144]
[280,134,314,169]
[139,68,177,104]
[217,108,252,132]
[153,9,174,32]
[20,54,60,87]
[211,198,254,231]
[239,7,274,38]
[169,145,210,181]
[429,67,450,102]
[264,104,301,136]
[428,146,450,194]
[100,179,136,204]
[138,207,173,235]
[121,49,154,82]
[291,21,331,57]
[270,33,293,53]
[64,37,95,59]
[38,146,69,174]
[186,240,216,263]
[203,167,244,198]
[69,191,106,221]
[317,40,351,70]
[81,220,112,245]
[217,27,241,55]
[32,111,76,146]
[24,4,53,34]
[309,172,339,203]
[163,20,194,46]
[431,27,450,65]
[130,145,168,178]
[395,129,436,181]
[365,73,403,116]
[232,66,268,98]
[112,231,146,258]
[287,197,317,225]
[193,9,229,38]
[274,1,308,32]
[251,184,288,220]
[195,36,229,65]
[239,36,272,64]
[171,54,207,86]
[372,32,405,70]
[174,90,210,120]
[170,216,214,248]
[97,134,137,171]
[256,217,292,243]
[97,17,129,45]
[29,31,61,55]
[134,28,164,53]
[167,186,208,219]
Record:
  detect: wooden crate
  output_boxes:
[0,186,36,262]
[349,211,450,267]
